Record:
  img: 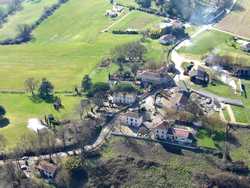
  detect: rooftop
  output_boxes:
[154,120,171,130]
[123,111,141,119]
[36,160,57,174]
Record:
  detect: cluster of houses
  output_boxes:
[204,54,250,78]
[157,19,185,46]
[153,121,196,144]
[105,4,124,18]
[21,158,58,180]
[106,68,199,146]
[119,109,197,145]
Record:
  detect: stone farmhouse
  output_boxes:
[120,111,143,127]
[137,70,175,87]
[153,121,196,145]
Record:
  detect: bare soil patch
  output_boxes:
[216,0,250,39]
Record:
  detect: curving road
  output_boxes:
[170,0,238,82]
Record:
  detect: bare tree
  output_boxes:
[24,77,39,96]
[79,99,91,120]
[0,134,6,160]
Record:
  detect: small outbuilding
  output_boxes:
[159,34,176,45]
[36,160,57,179]
[190,66,209,85]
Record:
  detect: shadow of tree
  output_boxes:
[232,3,245,12]
[29,94,56,104]
[0,118,10,128]
[162,144,183,155]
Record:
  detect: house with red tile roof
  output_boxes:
[153,121,196,144]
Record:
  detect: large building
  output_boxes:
[113,92,137,105]
[120,111,143,127]
[153,121,196,144]
[137,70,175,87]
[160,87,190,111]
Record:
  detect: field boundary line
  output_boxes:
[101,11,132,32]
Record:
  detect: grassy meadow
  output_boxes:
[111,10,162,30]
[0,0,164,148]
[0,0,58,40]
[0,94,80,150]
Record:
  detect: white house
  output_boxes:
[153,121,172,140]
[241,43,250,52]
[113,92,137,105]
[120,112,143,127]
[153,121,196,144]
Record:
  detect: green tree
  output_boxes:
[136,0,151,8]
[38,78,54,101]
[81,75,92,92]
[87,82,110,97]
[17,24,31,41]
[0,106,6,119]
[112,41,147,63]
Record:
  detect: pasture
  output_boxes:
[0,0,58,40]
[0,94,80,150]
[0,0,163,148]
[111,10,162,30]
[215,0,250,39]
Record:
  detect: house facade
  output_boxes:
[190,67,209,85]
[120,112,143,127]
[233,67,250,77]
[153,121,196,144]
[153,121,172,140]
[113,92,137,105]
[36,160,57,179]
[241,43,250,52]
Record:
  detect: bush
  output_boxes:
[112,30,139,35]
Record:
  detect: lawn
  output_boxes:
[179,30,250,63]
[179,30,232,57]
[0,0,58,40]
[111,10,162,31]
[0,94,80,150]
[197,129,217,149]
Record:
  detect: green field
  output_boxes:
[112,10,162,30]
[0,0,164,149]
[179,30,250,63]
[0,0,58,40]
[0,0,138,90]
[0,94,80,150]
